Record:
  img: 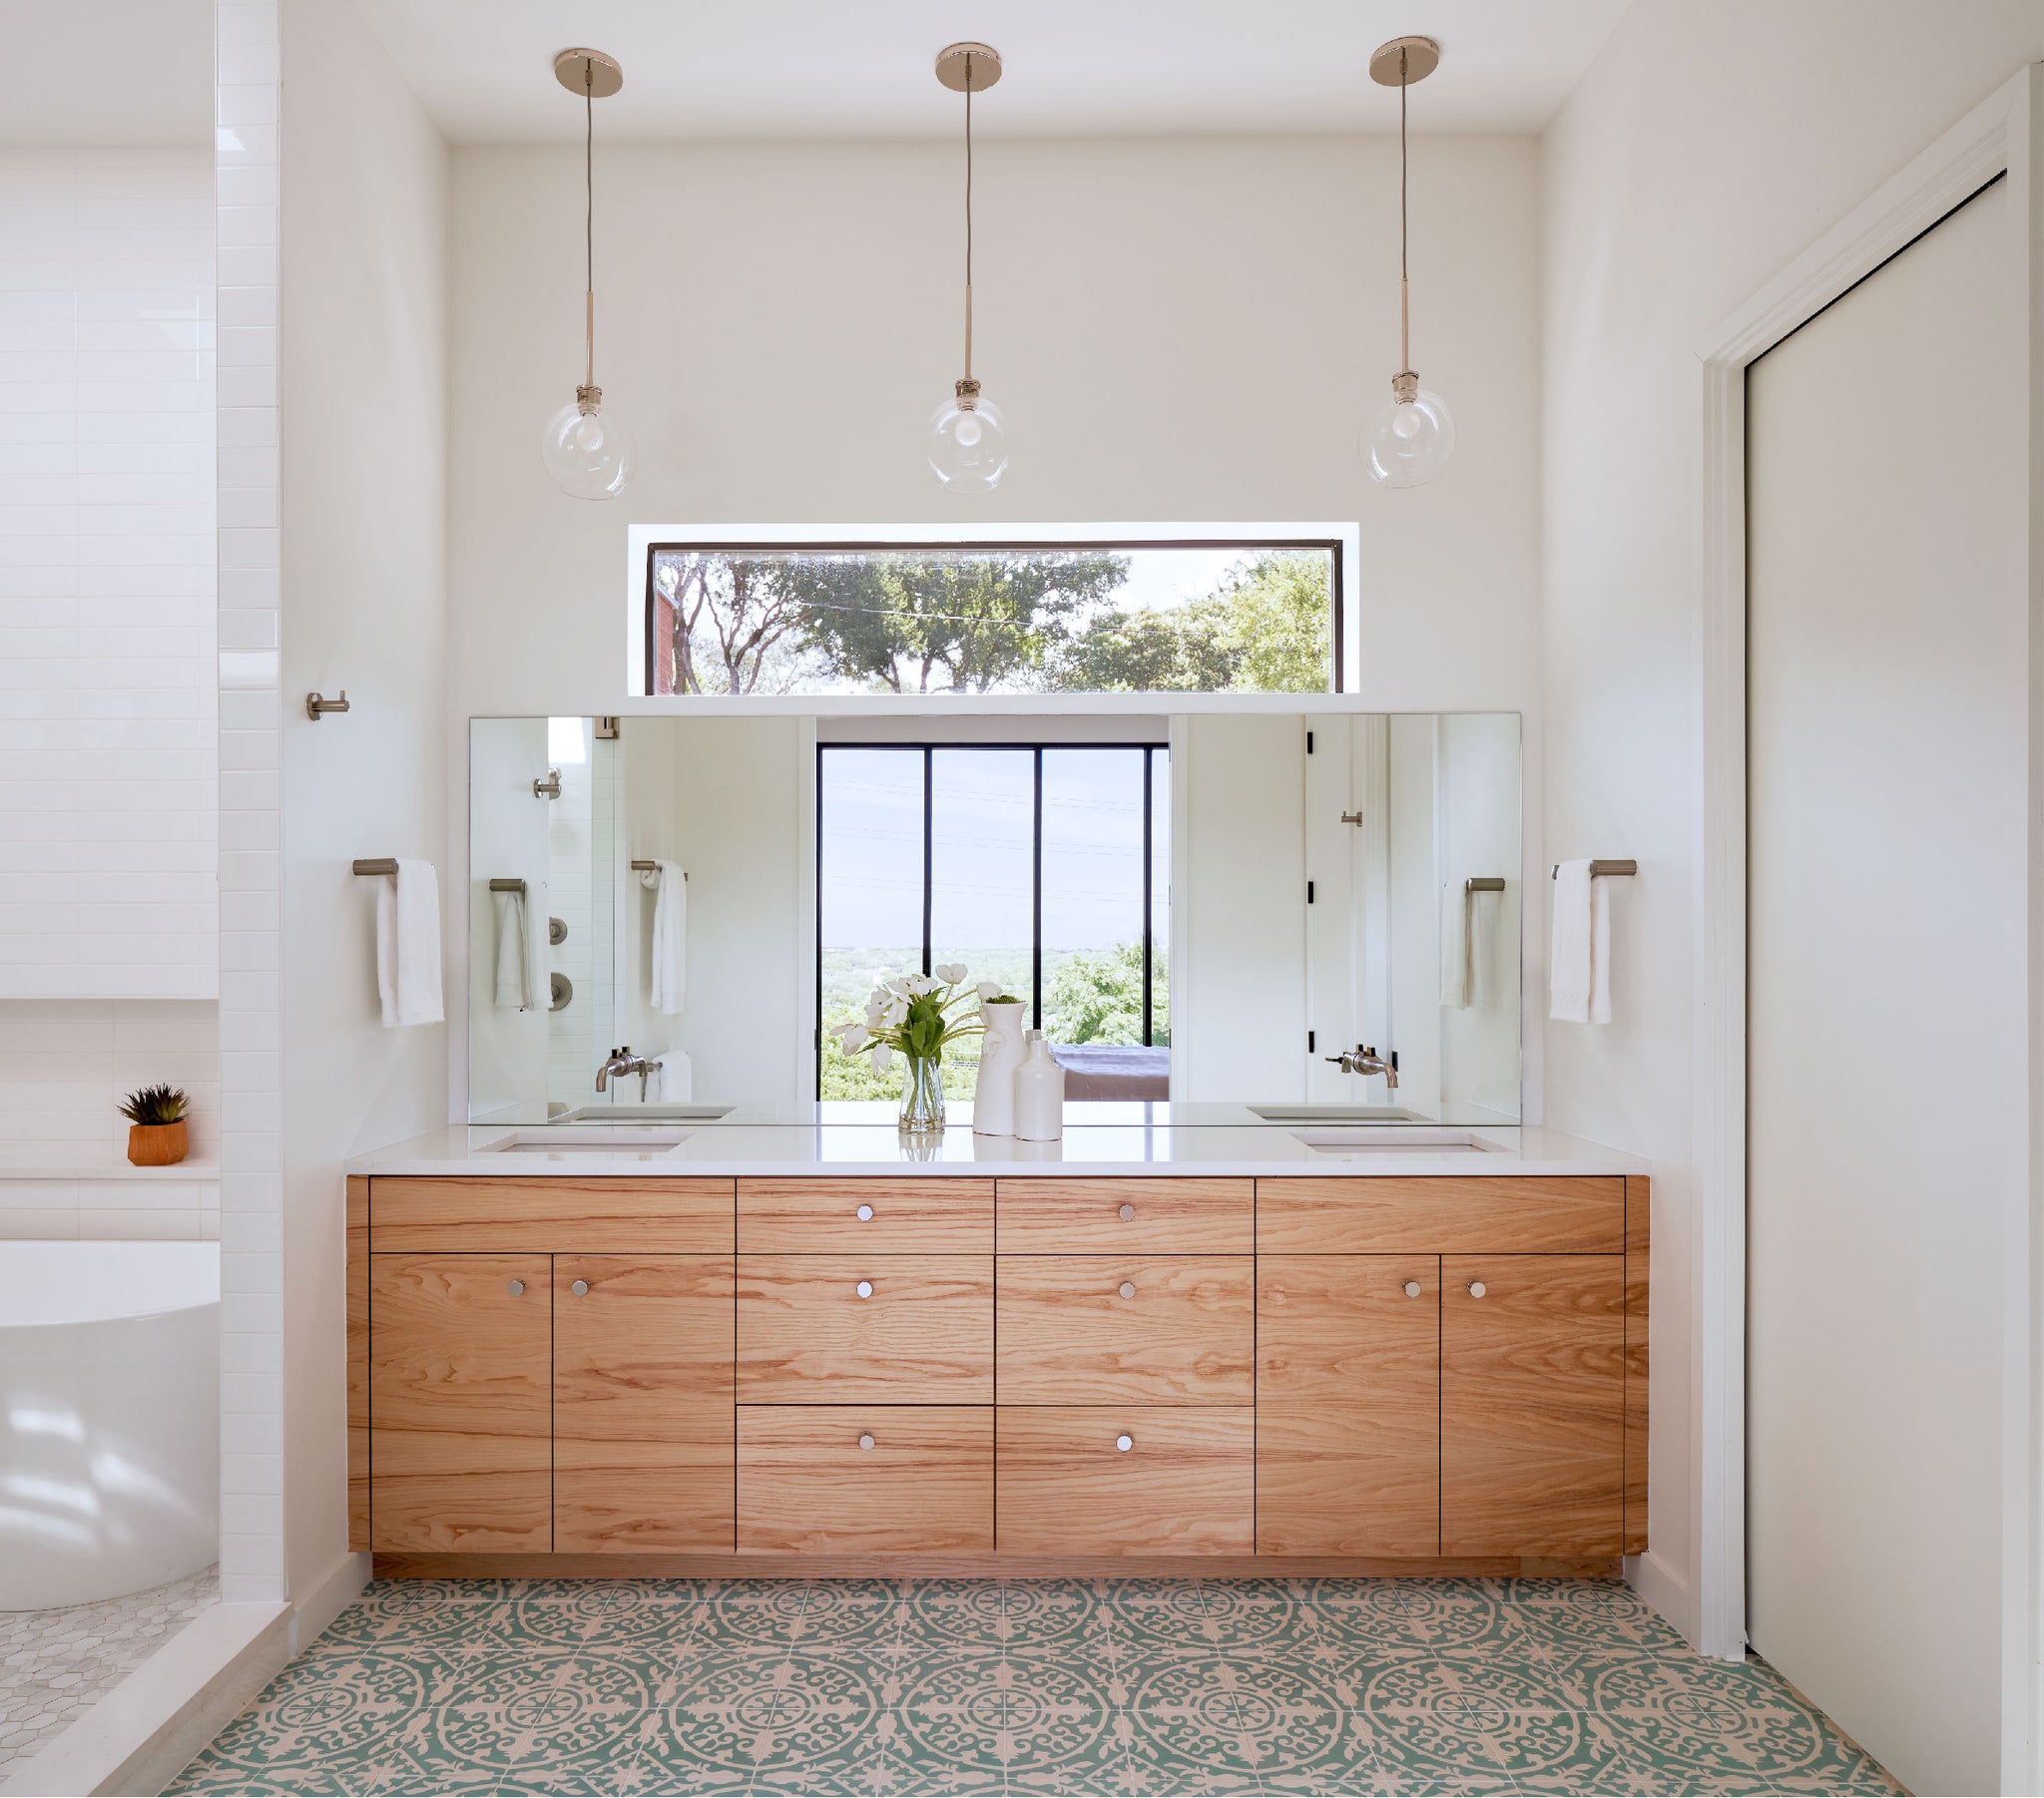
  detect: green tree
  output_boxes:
[1043,942,1168,1046]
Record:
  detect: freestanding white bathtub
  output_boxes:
[0,1240,219,1609]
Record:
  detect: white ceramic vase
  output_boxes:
[972,998,1027,1135]
[1013,1029,1066,1142]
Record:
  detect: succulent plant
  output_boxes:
[119,1084,189,1126]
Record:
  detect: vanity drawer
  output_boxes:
[996,1256,1254,1404]
[1255,1176,1625,1255]
[738,1405,993,1553]
[737,1255,994,1403]
[370,1177,735,1255]
[738,1177,994,1253]
[996,1406,1255,1556]
[996,1178,1254,1255]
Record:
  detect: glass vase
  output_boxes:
[898,1054,946,1133]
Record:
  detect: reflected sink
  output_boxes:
[1290,1126,1501,1153]
[1251,1104,1421,1124]
[564,1104,734,1122]
[485,1127,693,1155]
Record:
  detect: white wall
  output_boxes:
[1539,0,2044,1652]
[465,715,548,1119]
[277,0,448,1602]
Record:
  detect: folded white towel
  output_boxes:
[646,858,687,1016]
[375,858,444,1029]
[492,887,531,1010]
[1441,881,1471,1009]
[1549,859,1612,1025]
[647,1050,693,1102]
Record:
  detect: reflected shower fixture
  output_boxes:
[1361,36,1455,489]
[541,48,635,501]
[928,42,1010,494]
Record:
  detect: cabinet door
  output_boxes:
[995,1407,1254,1556]
[996,1178,1253,1254]
[1441,1254,1625,1557]
[370,1253,552,1552]
[738,1406,993,1552]
[554,1255,735,1554]
[737,1255,993,1403]
[998,1255,1254,1404]
[1256,1255,1440,1557]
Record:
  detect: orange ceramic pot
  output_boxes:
[127,1121,189,1166]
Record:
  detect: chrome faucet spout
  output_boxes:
[595,1046,652,1095]
[1324,1044,1399,1089]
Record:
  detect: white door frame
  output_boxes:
[1694,62,2041,1787]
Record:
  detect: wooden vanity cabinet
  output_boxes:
[738,1406,993,1552]
[736,1254,994,1403]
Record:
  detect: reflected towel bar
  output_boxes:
[630,860,688,881]
[1465,877,1506,893]
[488,878,526,895]
[1550,859,1638,878]
[351,858,398,876]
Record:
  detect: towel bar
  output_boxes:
[1465,877,1506,893]
[488,878,527,895]
[1550,859,1637,878]
[630,860,688,881]
[351,858,398,876]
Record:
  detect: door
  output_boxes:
[369,1253,552,1552]
[1746,177,2019,1794]
[1440,1254,1622,1557]
[554,1255,735,1554]
[1256,1255,1439,1556]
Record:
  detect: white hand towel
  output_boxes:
[1440,881,1471,1009]
[525,876,550,1012]
[375,858,444,1029]
[1549,859,1612,1025]
[647,1049,693,1102]
[646,858,687,1016]
[492,887,531,1010]
[1468,884,1496,1012]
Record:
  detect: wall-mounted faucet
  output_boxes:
[1325,1044,1399,1089]
[596,1046,654,1100]
[534,767,563,799]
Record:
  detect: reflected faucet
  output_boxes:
[1325,1044,1399,1089]
[596,1046,654,1101]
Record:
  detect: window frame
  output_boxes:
[814,739,1170,1089]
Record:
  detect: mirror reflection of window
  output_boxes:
[816,750,925,1102]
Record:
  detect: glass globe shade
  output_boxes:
[929,392,1009,494]
[1362,385,1455,488]
[542,394,635,501]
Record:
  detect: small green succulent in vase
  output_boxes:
[827,964,1011,1132]
[120,1084,190,1166]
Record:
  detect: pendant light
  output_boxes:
[928,42,1009,494]
[541,48,635,501]
[1361,36,1455,489]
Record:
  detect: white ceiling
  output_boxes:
[353,0,1633,144]
[0,0,215,146]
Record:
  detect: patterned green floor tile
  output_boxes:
[1343,1708,1519,1792]
[893,1648,1123,1789]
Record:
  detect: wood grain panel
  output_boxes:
[737,1255,993,1403]
[737,1178,993,1253]
[346,1175,370,1551]
[1256,1177,1624,1256]
[379,1551,1619,1581]
[996,1255,1254,1404]
[369,1253,552,1553]
[1440,1254,1625,1558]
[1256,1254,1440,1556]
[995,1406,1255,1555]
[372,1176,733,1254]
[1623,1175,1650,1556]
[996,1178,1254,1255]
[737,1405,993,1552]
[554,1255,736,1555]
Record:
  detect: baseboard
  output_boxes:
[289,1550,371,1655]
[1624,1548,1703,1652]
[0,1600,288,1798]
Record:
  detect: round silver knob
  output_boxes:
[1115,1433,1134,1453]
[858,1433,875,1452]
[855,1279,874,1299]
[506,1280,525,1297]
[855,1203,873,1221]
[1402,1280,1421,1299]
[1468,1280,1487,1298]
[1119,1281,1137,1299]
[571,1279,590,1297]
[1118,1202,1136,1221]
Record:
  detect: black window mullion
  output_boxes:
[1142,748,1155,1048]
[921,747,934,979]
[1031,748,1044,1032]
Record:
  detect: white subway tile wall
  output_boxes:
[0,146,219,999]
[0,995,219,1163]
[216,0,284,1606]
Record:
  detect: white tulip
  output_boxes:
[975,982,1002,1002]
[827,1020,856,1040]
[842,1025,868,1053]
[935,963,967,985]
[884,999,908,1027]
[870,1044,893,1073]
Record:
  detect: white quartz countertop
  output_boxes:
[344,1121,1646,1180]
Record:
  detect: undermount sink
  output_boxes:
[485,1127,693,1154]
[563,1104,735,1122]
[1251,1104,1422,1124]
[1290,1126,1502,1153]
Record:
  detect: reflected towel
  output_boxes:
[492,887,532,1010]
[1549,859,1611,1025]
[647,1050,693,1102]
[646,858,687,1016]
[375,858,444,1029]
[1441,881,1471,1008]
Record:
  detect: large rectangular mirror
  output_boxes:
[468,712,1521,1126]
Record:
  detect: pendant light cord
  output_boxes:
[963,56,974,383]
[584,62,595,390]
[1398,45,1410,376]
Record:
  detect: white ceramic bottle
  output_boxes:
[1013,1029,1065,1142]
[972,997,1027,1135]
